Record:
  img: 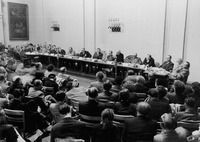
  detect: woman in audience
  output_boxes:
[0,107,18,142]
[189,82,200,110]
[97,81,117,102]
[154,113,187,142]
[44,64,55,77]
[50,91,67,123]
[114,89,136,116]
[93,108,120,142]
[167,80,186,104]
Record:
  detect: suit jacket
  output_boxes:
[93,52,103,59]
[50,117,88,142]
[80,51,91,58]
[114,102,136,116]
[79,99,106,117]
[143,57,155,67]
[160,61,174,72]
[122,115,157,142]
[90,81,104,93]
[8,99,27,111]
[175,109,200,121]
[116,53,124,62]
[0,124,18,142]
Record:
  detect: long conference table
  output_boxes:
[25,52,171,78]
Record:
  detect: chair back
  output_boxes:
[79,113,101,127]
[177,120,200,135]
[4,109,25,138]
[136,93,147,102]
[55,137,85,142]
[113,114,134,127]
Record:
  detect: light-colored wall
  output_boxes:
[1,0,200,82]
[0,1,4,43]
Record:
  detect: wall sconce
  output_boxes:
[108,18,121,32]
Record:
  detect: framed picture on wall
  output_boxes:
[8,2,29,40]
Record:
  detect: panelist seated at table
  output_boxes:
[143,54,155,67]
[66,47,75,56]
[172,58,183,75]
[116,50,124,63]
[57,47,66,55]
[79,48,92,58]
[171,61,190,84]
[130,53,142,65]
[93,48,103,59]
[107,51,115,61]
[160,55,174,72]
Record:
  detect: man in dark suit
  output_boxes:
[122,102,157,142]
[51,104,89,142]
[79,48,91,58]
[175,97,200,121]
[79,87,106,117]
[160,55,174,72]
[143,54,155,67]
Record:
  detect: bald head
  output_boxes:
[136,102,151,116]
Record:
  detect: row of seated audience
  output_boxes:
[0,55,197,142]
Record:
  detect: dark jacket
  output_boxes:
[160,61,174,72]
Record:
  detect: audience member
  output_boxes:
[65,79,88,103]
[0,75,10,94]
[175,97,200,121]
[189,82,200,110]
[167,80,186,104]
[0,107,18,142]
[43,73,59,96]
[110,76,124,94]
[114,89,136,116]
[79,87,106,117]
[57,67,73,82]
[90,71,104,93]
[97,81,117,102]
[143,54,155,67]
[93,108,120,142]
[122,81,138,103]
[143,72,156,89]
[160,55,174,72]
[50,91,67,122]
[8,75,25,95]
[145,88,171,121]
[50,104,88,142]
[157,85,169,103]
[122,102,157,142]
[154,113,187,142]
[44,64,55,77]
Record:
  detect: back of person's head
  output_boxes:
[136,102,151,116]
[35,62,43,70]
[103,81,112,91]
[184,61,190,69]
[148,88,159,98]
[137,75,146,84]
[58,103,70,115]
[48,73,56,81]
[160,113,177,130]
[114,76,123,85]
[184,97,195,108]
[27,100,38,112]
[123,81,134,92]
[12,75,21,84]
[101,108,114,129]
[96,71,104,81]
[127,70,135,76]
[47,64,54,72]
[60,67,67,73]
[87,87,98,98]
[191,82,200,93]
[55,91,66,102]
[0,75,5,81]
[119,89,129,102]
[0,107,6,125]
[157,86,167,99]
[34,71,44,80]
[174,80,185,94]
[13,89,23,99]
[33,79,43,89]
[156,78,168,87]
